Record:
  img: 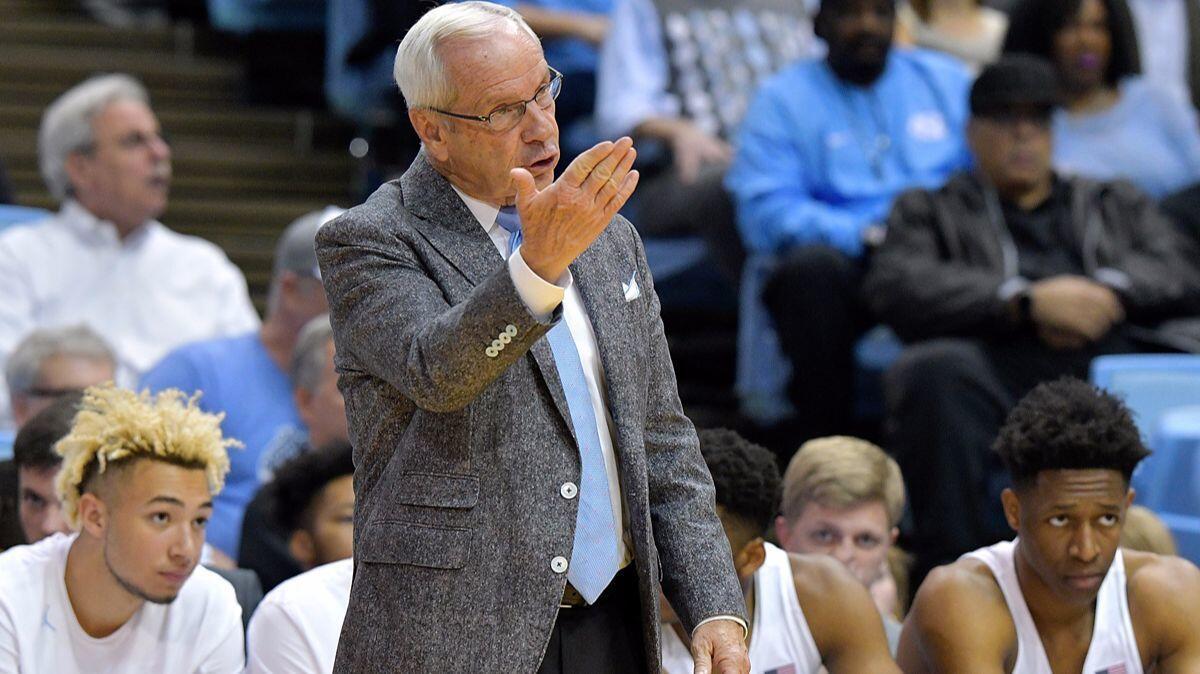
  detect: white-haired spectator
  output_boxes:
[5,326,115,429]
[141,209,344,561]
[0,73,260,434]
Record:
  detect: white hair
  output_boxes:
[38,74,150,201]
[394,1,539,110]
[5,325,116,396]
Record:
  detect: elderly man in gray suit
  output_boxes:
[315,2,749,673]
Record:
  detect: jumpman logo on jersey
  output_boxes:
[1095,664,1128,674]
[40,607,55,632]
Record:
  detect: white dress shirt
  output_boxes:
[0,200,260,429]
[453,186,630,566]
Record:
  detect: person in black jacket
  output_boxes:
[863,55,1200,587]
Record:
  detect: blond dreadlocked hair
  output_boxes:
[54,384,237,529]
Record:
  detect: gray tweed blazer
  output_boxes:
[316,153,745,673]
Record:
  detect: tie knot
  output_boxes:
[496,206,521,236]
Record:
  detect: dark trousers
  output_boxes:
[763,245,869,442]
[884,331,1151,588]
[633,162,744,284]
[537,566,650,674]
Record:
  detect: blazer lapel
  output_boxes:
[400,153,574,436]
[400,152,502,286]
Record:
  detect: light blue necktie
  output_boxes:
[496,206,621,603]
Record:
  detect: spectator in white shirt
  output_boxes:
[0,384,245,673]
[0,73,260,432]
[245,557,353,674]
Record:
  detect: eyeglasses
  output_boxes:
[430,67,563,133]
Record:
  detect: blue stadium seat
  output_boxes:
[735,252,903,424]
[1089,354,1200,564]
[1147,406,1200,565]
[0,204,50,231]
[1089,354,1200,447]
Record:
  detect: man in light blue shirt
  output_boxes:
[726,0,971,442]
[597,0,817,280]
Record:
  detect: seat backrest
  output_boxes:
[1090,354,1200,442]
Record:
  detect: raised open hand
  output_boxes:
[511,136,639,281]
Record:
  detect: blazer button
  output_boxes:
[506,324,518,337]
[550,556,569,574]
[485,346,499,358]
[499,332,512,345]
[560,482,578,499]
[491,338,504,350]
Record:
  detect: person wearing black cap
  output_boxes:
[863,55,1200,587]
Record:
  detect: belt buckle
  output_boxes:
[559,582,588,609]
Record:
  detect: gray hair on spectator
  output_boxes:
[39,74,150,201]
[291,314,333,393]
[5,326,116,396]
[394,1,539,110]
[266,206,344,314]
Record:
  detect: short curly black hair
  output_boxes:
[993,377,1149,489]
[265,441,354,533]
[698,428,781,541]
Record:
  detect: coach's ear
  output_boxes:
[289,529,317,570]
[408,109,450,163]
[1001,488,1021,532]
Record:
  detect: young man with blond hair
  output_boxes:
[0,384,245,672]
[776,435,908,651]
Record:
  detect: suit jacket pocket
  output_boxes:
[394,472,479,509]
[358,520,472,569]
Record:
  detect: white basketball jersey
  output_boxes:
[964,539,1143,674]
[661,543,823,674]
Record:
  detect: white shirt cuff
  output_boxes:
[507,245,570,320]
[692,615,749,641]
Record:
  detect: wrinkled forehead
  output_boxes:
[438,29,547,110]
[88,98,160,145]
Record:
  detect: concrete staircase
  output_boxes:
[0,0,358,309]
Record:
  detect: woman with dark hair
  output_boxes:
[1004,0,1200,198]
